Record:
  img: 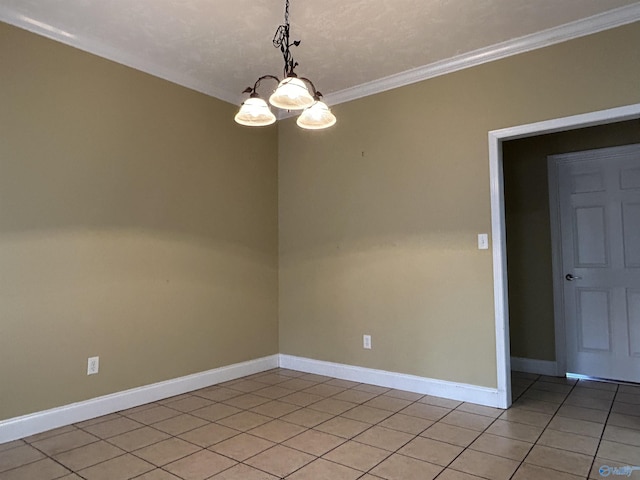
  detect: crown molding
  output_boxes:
[2,3,639,108]
[0,7,240,105]
[324,3,640,107]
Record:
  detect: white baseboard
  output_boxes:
[510,356,559,376]
[279,354,502,408]
[1,352,510,444]
[0,354,279,444]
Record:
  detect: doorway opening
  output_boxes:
[488,104,640,408]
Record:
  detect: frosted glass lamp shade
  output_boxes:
[234,97,276,126]
[296,100,336,130]
[269,77,314,110]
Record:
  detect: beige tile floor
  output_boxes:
[1,369,639,480]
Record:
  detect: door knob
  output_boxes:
[565,274,582,281]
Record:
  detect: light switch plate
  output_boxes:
[478,234,489,250]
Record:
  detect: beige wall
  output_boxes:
[2,19,639,422]
[505,121,640,362]
[0,23,279,420]
[278,24,640,388]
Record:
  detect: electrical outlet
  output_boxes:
[363,335,372,349]
[87,356,99,375]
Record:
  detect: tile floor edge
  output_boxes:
[1,354,502,444]
[0,354,280,444]
[279,354,500,408]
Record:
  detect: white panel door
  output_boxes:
[553,144,640,382]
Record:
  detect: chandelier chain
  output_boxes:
[272,0,300,78]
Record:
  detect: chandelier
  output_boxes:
[234,0,336,130]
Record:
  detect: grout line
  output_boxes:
[506,373,571,480]
[587,381,619,479]
[237,379,422,478]
[515,375,607,479]
[3,369,639,480]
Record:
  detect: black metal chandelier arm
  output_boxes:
[243,75,281,95]
[298,77,322,99]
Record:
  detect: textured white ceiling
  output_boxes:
[1,0,639,105]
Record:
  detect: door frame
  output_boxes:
[547,153,569,379]
[488,103,640,409]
